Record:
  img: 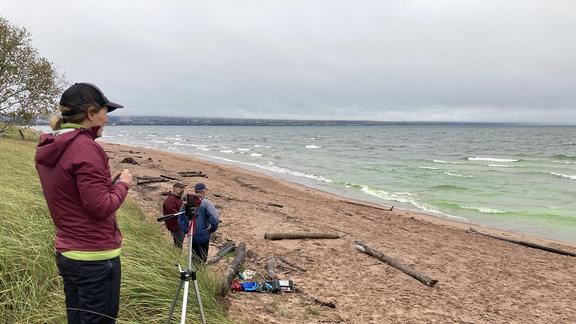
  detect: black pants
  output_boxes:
[192,241,209,263]
[56,253,121,324]
[170,230,185,249]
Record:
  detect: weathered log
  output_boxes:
[136,178,169,185]
[221,242,246,295]
[207,241,236,265]
[266,257,277,279]
[294,286,336,308]
[354,240,438,287]
[264,233,340,240]
[342,200,394,211]
[266,203,283,208]
[278,257,306,272]
[160,174,183,181]
[181,174,208,178]
[18,129,25,140]
[469,228,576,257]
[177,171,203,174]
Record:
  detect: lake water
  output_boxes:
[85,125,575,244]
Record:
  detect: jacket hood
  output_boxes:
[35,127,100,167]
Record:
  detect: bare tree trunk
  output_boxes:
[266,257,277,279]
[221,242,246,295]
[207,241,236,265]
[354,240,438,287]
[470,228,576,257]
[264,233,340,240]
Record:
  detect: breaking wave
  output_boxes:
[550,172,576,180]
[468,157,518,162]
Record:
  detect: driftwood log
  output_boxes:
[221,242,246,295]
[354,240,438,287]
[342,200,394,211]
[264,233,340,240]
[266,257,277,279]
[469,228,576,257]
[135,176,169,185]
[207,241,236,265]
[294,286,336,309]
[278,257,306,272]
[266,203,283,208]
[177,171,208,178]
[160,174,183,181]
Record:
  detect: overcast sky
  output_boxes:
[3,0,576,123]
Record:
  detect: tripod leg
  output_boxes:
[193,279,207,324]
[181,281,190,324]
[166,279,184,324]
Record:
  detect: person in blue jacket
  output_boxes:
[179,182,219,263]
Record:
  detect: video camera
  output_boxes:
[156,193,203,223]
[183,193,202,220]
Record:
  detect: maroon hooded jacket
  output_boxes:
[35,127,129,252]
[162,192,184,231]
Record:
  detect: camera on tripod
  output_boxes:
[183,193,202,220]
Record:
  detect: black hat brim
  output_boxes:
[106,101,124,113]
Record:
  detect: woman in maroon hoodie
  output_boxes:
[35,83,133,324]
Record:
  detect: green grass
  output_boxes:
[0,132,230,323]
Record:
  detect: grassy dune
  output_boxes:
[0,131,229,323]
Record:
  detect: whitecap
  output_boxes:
[432,159,461,164]
[418,166,440,170]
[488,164,515,168]
[460,205,505,214]
[237,148,251,152]
[468,157,518,162]
[305,145,323,149]
[196,147,211,151]
[220,150,234,154]
[152,140,168,144]
[550,172,576,180]
[254,145,272,148]
[444,171,474,178]
[196,153,333,183]
[360,186,467,221]
[250,153,263,157]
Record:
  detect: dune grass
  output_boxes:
[0,133,230,323]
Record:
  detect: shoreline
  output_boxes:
[102,139,575,249]
[102,140,576,323]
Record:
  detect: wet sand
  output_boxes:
[103,141,576,324]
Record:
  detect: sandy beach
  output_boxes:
[102,141,576,323]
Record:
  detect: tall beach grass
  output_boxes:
[0,131,230,323]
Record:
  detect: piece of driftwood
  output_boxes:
[18,129,25,140]
[469,228,576,257]
[177,171,207,178]
[265,233,340,240]
[222,242,246,295]
[266,203,283,208]
[266,257,277,279]
[136,177,169,185]
[294,286,336,309]
[207,241,236,265]
[160,174,183,181]
[278,257,306,272]
[354,240,438,287]
[342,200,394,211]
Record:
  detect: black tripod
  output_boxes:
[165,211,207,324]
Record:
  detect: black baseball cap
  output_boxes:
[60,82,124,116]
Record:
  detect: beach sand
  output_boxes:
[103,142,576,323]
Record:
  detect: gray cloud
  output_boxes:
[3,0,576,123]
